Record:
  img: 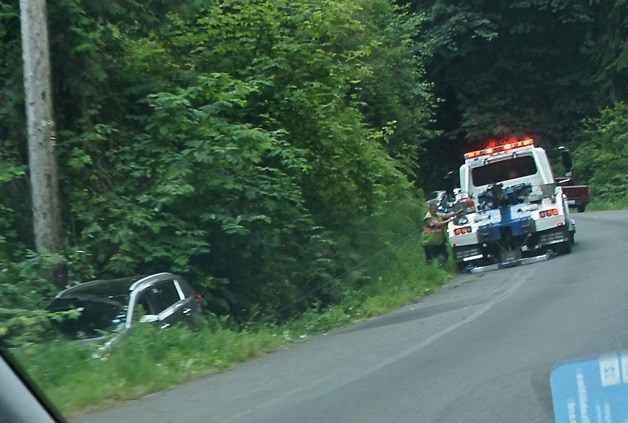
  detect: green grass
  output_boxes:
[584,197,628,212]
[8,219,456,419]
[10,322,287,417]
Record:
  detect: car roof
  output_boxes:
[54,276,143,298]
[53,273,180,299]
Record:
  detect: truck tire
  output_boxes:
[562,240,572,254]
[555,239,572,255]
[554,226,573,255]
[577,205,586,212]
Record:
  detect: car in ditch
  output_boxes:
[45,272,203,343]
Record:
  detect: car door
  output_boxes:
[172,277,202,327]
[143,278,186,329]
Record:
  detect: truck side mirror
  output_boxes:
[558,146,573,177]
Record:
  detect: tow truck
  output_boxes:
[448,137,576,273]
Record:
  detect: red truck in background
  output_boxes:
[557,179,590,212]
[556,147,590,212]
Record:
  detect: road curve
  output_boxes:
[76,210,628,423]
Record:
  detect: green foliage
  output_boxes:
[0,160,27,255]
[1,0,624,415]
[410,0,624,189]
[0,0,25,146]
[0,308,79,347]
[4,0,619,329]
[447,0,595,142]
[169,0,417,218]
[353,0,437,176]
[572,103,627,203]
[9,319,284,415]
[0,0,434,322]
[0,250,72,347]
[585,1,627,104]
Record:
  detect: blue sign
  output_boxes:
[551,353,628,422]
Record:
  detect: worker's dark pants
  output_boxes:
[424,244,448,265]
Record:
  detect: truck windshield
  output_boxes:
[471,156,537,187]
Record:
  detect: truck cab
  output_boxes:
[449,138,575,271]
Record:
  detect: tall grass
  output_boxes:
[10,322,286,416]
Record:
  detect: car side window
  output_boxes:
[149,280,183,314]
[133,292,153,323]
[174,278,192,297]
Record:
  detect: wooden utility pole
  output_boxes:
[19,0,66,287]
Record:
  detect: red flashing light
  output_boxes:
[464,137,534,160]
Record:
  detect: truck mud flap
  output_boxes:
[465,251,555,274]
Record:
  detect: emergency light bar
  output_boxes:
[464,138,534,159]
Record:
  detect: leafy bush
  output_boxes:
[0,250,89,347]
[1,0,433,323]
[572,103,627,203]
[0,252,66,310]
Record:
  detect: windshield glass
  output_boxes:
[46,297,128,339]
[471,156,537,187]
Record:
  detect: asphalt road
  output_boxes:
[75,210,628,423]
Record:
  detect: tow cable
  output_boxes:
[464,250,556,274]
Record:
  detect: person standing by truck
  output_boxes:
[421,200,456,265]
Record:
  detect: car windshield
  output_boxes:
[471,156,538,187]
[46,296,128,339]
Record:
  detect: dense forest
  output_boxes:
[0,0,625,325]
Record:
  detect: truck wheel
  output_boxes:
[577,205,586,212]
[557,240,572,255]
[456,262,469,272]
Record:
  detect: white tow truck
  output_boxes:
[448,137,576,272]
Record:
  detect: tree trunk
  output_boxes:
[20,0,66,288]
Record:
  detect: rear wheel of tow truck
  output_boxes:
[456,261,469,272]
[562,226,574,254]
[555,232,573,255]
[577,205,586,212]
[557,241,572,254]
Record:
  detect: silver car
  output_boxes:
[46,272,203,342]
